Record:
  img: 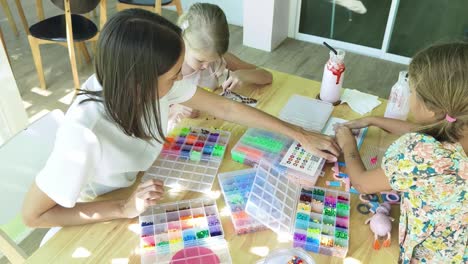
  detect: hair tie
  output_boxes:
[181,21,189,31]
[445,114,457,123]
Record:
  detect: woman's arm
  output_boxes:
[222,53,272,91]
[335,126,392,194]
[182,89,340,161]
[344,116,418,136]
[22,180,164,228]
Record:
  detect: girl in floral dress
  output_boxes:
[335,42,468,263]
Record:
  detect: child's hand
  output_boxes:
[222,70,244,92]
[297,129,341,162]
[335,125,357,150]
[342,117,371,129]
[122,179,165,218]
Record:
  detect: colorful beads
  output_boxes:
[313,189,325,196]
[324,207,336,216]
[287,256,304,264]
[180,128,190,136]
[320,236,334,247]
[212,145,225,157]
[300,194,312,202]
[297,202,311,212]
[157,241,169,247]
[190,150,201,161]
[141,221,153,226]
[196,230,209,239]
[296,212,309,221]
[335,230,348,239]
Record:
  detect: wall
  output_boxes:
[165,0,244,26]
[0,35,30,245]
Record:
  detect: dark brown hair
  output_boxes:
[78,9,183,143]
[410,42,468,143]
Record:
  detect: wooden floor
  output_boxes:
[0,0,405,262]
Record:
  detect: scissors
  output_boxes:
[221,69,231,95]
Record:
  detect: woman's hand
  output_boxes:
[335,125,357,150]
[168,104,200,132]
[121,179,165,218]
[170,104,200,118]
[296,128,341,162]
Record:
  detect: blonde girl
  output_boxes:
[170,3,272,119]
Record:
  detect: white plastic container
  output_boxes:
[320,50,346,104]
[384,71,410,120]
[279,94,334,132]
[256,248,316,264]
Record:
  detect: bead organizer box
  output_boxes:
[293,188,350,258]
[245,160,302,235]
[218,169,267,235]
[243,160,350,258]
[231,128,321,186]
[139,198,232,264]
[231,128,292,167]
[143,127,231,192]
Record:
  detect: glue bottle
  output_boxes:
[320,47,346,104]
[384,71,410,120]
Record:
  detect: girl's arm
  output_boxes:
[222,53,273,91]
[22,180,164,228]
[335,126,392,194]
[344,116,418,136]
[182,89,340,161]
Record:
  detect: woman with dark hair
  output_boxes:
[21,9,339,230]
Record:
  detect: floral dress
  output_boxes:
[382,133,468,263]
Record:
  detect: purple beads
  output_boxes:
[294,232,307,242]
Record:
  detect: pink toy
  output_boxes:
[365,203,394,250]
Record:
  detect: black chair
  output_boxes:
[116,0,183,16]
[23,0,107,89]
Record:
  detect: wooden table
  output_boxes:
[26,70,400,264]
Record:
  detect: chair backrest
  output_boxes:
[0,110,64,224]
[51,0,101,14]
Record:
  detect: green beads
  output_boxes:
[157,241,169,247]
[335,230,348,239]
[313,189,325,196]
[324,207,336,216]
[307,227,320,237]
[231,151,245,163]
[190,150,201,161]
[180,128,190,136]
[196,229,209,239]
[212,145,225,157]
[242,136,283,153]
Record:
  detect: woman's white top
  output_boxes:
[35,74,196,207]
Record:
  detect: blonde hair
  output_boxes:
[178,3,229,55]
[410,42,468,143]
